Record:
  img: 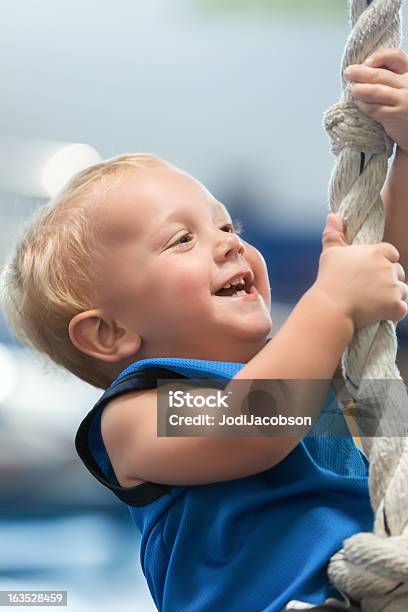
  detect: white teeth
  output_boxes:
[220,275,246,291]
[233,290,247,297]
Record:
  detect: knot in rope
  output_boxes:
[324,100,394,157]
[328,531,408,601]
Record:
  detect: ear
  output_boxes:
[68,309,142,363]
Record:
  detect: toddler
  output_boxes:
[2,153,407,611]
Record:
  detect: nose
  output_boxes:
[213,228,245,261]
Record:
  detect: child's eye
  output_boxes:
[222,218,244,235]
[170,218,244,250]
[171,233,194,249]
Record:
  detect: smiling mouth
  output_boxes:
[214,276,252,298]
[214,286,248,298]
[213,285,259,299]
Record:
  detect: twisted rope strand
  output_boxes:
[323,1,408,610]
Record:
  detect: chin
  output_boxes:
[233,316,272,341]
[221,323,272,361]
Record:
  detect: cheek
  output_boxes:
[245,244,271,308]
[147,258,210,303]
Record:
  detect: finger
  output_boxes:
[349,83,400,106]
[399,281,408,302]
[364,48,408,75]
[378,242,400,262]
[321,214,347,250]
[351,99,398,123]
[394,262,406,282]
[326,212,344,232]
[397,300,408,322]
[344,64,404,89]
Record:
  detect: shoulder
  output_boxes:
[98,383,297,487]
[100,387,158,487]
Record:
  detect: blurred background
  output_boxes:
[1,1,408,610]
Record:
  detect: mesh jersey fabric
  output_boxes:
[75,357,373,612]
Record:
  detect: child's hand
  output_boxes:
[343,48,408,156]
[315,213,408,330]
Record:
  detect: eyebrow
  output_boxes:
[163,202,229,224]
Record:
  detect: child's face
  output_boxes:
[95,166,273,364]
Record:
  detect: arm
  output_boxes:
[102,285,354,487]
[236,286,353,379]
[382,147,408,275]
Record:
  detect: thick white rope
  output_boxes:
[323,1,408,610]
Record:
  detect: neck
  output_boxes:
[100,335,272,384]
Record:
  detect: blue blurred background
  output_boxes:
[1,1,408,610]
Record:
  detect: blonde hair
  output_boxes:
[0,153,179,389]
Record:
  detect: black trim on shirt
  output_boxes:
[75,367,188,507]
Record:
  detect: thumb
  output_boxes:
[322,213,347,251]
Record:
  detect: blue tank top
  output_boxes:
[75,357,373,611]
